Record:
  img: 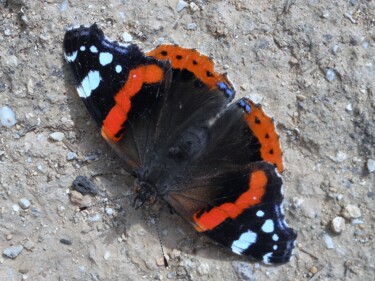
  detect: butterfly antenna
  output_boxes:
[79,193,133,211]
[152,213,169,268]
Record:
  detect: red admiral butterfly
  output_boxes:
[63,24,296,264]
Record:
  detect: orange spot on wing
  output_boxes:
[245,100,284,173]
[193,170,268,232]
[147,45,233,90]
[101,65,163,142]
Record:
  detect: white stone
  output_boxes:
[186,23,197,30]
[176,0,188,12]
[367,159,375,173]
[103,250,110,260]
[49,132,65,142]
[122,32,133,42]
[105,208,113,216]
[323,233,334,249]
[326,69,335,81]
[189,2,199,12]
[345,104,353,111]
[18,199,30,209]
[3,245,23,259]
[342,205,361,219]
[0,106,17,127]
[331,216,346,234]
[12,204,20,212]
[197,263,210,275]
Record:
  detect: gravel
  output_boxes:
[0,106,17,127]
[3,245,24,259]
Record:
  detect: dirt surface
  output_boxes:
[0,0,374,280]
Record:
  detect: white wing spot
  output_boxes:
[272,234,279,241]
[231,230,257,255]
[261,219,274,233]
[262,252,273,264]
[64,51,78,62]
[90,45,98,53]
[99,52,113,66]
[256,210,265,217]
[115,65,122,73]
[77,70,101,98]
[273,245,278,250]
[80,46,86,51]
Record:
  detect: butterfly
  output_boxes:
[63,24,296,264]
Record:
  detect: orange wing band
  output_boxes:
[101,64,163,142]
[147,45,233,90]
[245,101,284,173]
[193,170,268,232]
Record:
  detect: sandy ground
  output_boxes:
[0,0,374,280]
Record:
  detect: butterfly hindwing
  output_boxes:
[163,99,296,263]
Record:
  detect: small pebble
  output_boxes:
[60,238,72,245]
[326,69,335,81]
[122,32,132,42]
[367,159,375,173]
[66,151,78,161]
[331,217,346,234]
[3,245,24,259]
[176,0,188,12]
[88,213,102,222]
[4,29,11,36]
[156,256,165,267]
[186,23,197,30]
[49,132,65,142]
[323,233,334,249]
[105,208,113,216]
[12,204,20,212]
[171,248,181,258]
[342,205,361,219]
[332,45,339,55]
[362,41,369,49]
[59,0,68,12]
[345,104,353,112]
[189,2,199,12]
[292,197,304,209]
[310,266,318,274]
[0,106,17,127]
[334,151,347,163]
[23,240,35,251]
[232,261,253,280]
[18,198,31,209]
[70,190,83,204]
[6,234,13,240]
[72,176,99,195]
[197,263,210,275]
[103,250,110,260]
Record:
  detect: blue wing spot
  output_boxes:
[237,99,252,113]
[217,82,235,101]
